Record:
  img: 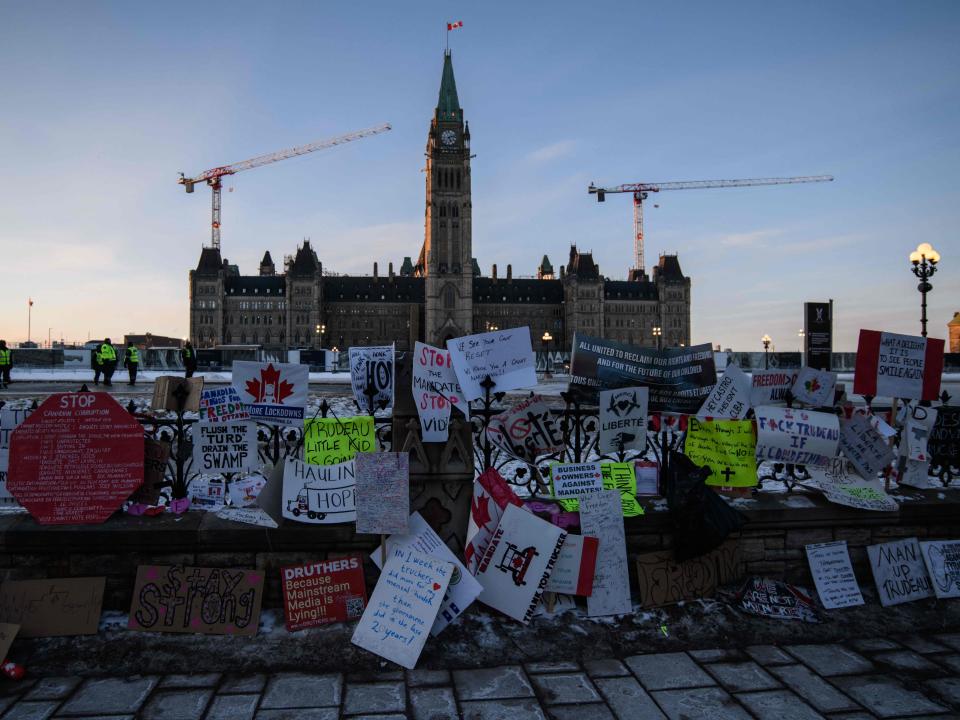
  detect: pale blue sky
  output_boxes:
[1,1,957,350]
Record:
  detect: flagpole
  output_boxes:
[27,298,32,344]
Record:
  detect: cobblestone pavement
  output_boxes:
[4,633,960,719]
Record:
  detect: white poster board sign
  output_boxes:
[749,369,799,407]
[598,387,648,453]
[552,462,604,499]
[354,452,409,535]
[349,345,394,412]
[351,548,452,669]
[447,327,537,401]
[282,457,356,524]
[867,538,934,607]
[697,364,750,420]
[412,342,468,442]
[232,361,308,426]
[0,407,33,506]
[839,414,894,479]
[215,506,278,528]
[580,490,632,617]
[191,421,257,474]
[802,462,899,512]
[921,540,960,599]
[791,367,836,407]
[805,541,864,609]
[228,473,266,508]
[545,534,599,596]
[198,386,250,425]
[487,395,564,460]
[755,406,840,467]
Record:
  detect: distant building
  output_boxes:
[123,333,184,349]
[950,312,960,353]
[189,52,691,353]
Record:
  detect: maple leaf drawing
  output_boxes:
[244,363,296,404]
[472,494,493,529]
[805,378,822,393]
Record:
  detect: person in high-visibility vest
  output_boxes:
[92,344,103,385]
[124,342,140,386]
[99,338,118,387]
[181,341,197,378]
[0,340,11,389]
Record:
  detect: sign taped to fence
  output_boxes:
[599,386,648,453]
[556,462,644,517]
[191,421,257,474]
[867,538,934,607]
[232,362,308,425]
[464,468,524,574]
[839,414,894,479]
[544,534,599,596]
[791,367,836,407]
[749,369,800,407]
[198,386,250,424]
[282,457,356,524]
[303,416,375,465]
[354,452,409,535]
[754,406,839,467]
[697,364,750,420]
[684,418,757,487]
[580,490,631,616]
[447,327,537,401]
[929,406,960,468]
[635,540,741,608]
[487,394,564,460]
[349,345,394,412]
[551,462,604,498]
[413,341,468,442]
[281,555,367,631]
[0,577,105,637]
[853,330,944,401]
[0,406,33,507]
[920,540,960,599]
[805,541,864,609]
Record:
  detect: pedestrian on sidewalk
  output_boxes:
[124,342,140,386]
[100,338,118,387]
[92,344,103,385]
[0,340,11,389]
[181,341,197,378]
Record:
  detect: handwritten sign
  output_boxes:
[0,577,105,637]
[854,330,944,401]
[447,327,537,401]
[281,555,367,631]
[697,364,750,419]
[920,540,960,599]
[215,506,278,528]
[802,461,899,511]
[898,459,936,489]
[755,406,839,467]
[192,421,257,474]
[749,369,799,407]
[929,407,960,468]
[282,457,355,524]
[128,565,264,635]
[580,490,631,617]
[805,541,864,609]
[791,367,836,407]
[684,418,757,487]
[634,460,660,496]
[354,452,409,535]
[198,386,249,424]
[635,540,741,608]
[599,387,648,453]
[0,406,33,506]
[232,361,308,425]
[303,417,374,465]
[412,341,468,442]
[556,463,644,517]
[839,414,893,479]
[351,548,452,669]
[228,473,266,508]
[544,534,599,596]
[736,577,818,622]
[487,395,564,460]
[551,462,604,498]
[350,345,394,412]
[867,538,934,607]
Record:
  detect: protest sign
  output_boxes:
[754,406,840,467]
[349,345,394,412]
[839,414,893,479]
[867,538,934,606]
[129,565,263,636]
[684,418,757,487]
[634,460,660,496]
[735,577,819,622]
[475,504,567,623]
[447,327,537,401]
[545,534,599,596]
[304,416,374,465]
[898,459,937,489]
[354,452,409,535]
[749,369,800,407]
[523,499,581,532]
[281,555,367,631]
[791,367,836,407]
[551,462,604,498]
[282,457,356,524]
[198,386,250,424]
[152,376,204,412]
[802,462,899,511]
[929,407,960,467]
[635,540,741,608]
[0,406,33,507]
[487,395,564,460]
[598,386,648,453]
[464,469,524,573]
[805,301,833,370]
[903,404,939,463]
[0,624,17,663]
[697,364,750,420]
[188,477,225,509]
[192,421,257,474]
[228,473,266,507]
[853,330,944,401]
[374,512,483,636]
[232,361,308,425]
[570,334,716,413]
[7,393,144,525]
[215,506,278,528]
[579,490,631,616]
[412,341,468,442]
[805,541,864,609]
[351,548,452,669]
[0,577,105,637]
[920,540,960,599]
[129,438,170,507]
[556,462,644,517]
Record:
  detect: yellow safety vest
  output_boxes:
[128,348,140,363]
[100,344,117,361]
[0,349,10,366]
[183,347,193,359]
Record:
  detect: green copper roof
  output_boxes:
[540,255,554,272]
[437,51,461,121]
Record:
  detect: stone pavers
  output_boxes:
[744,645,794,665]
[259,673,341,709]
[593,676,665,719]
[704,661,781,692]
[734,689,824,720]
[872,649,943,673]
[410,686,458,720]
[453,665,535,700]
[59,676,159,715]
[830,674,949,717]
[140,688,213,719]
[651,687,752,720]
[342,681,406,715]
[529,673,600,705]
[785,644,874,676]
[22,677,80,701]
[205,693,260,720]
[768,663,860,713]
[624,652,715,690]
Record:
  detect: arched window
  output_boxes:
[452,205,459,218]
[444,285,456,309]
[456,170,461,189]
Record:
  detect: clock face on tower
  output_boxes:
[441,129,457,147]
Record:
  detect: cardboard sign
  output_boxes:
[281,555,367,631]
[921,540,960,599]
[192,421,257,474]
[198,386,249,424]
[697,364,750,420]
[556,462,644,517]
[635,540,741,608]
[805,541,864,609]
[228,473,266,507]
[0,406,33,506]
[232,361,308,425]
[854,330,944,401]
[412,341,468,442]
[867,538,934,607]
[570,335,716,413]
[736,577,819,622]
[215,506,278,528]
[349,345,394,412]
[487,395,564,459]
[544,534,599,596]
[791,367,836,407]
[130,438,170,507]
[282,457,356,524]
[929,407,960,467]
[373,512,483,636]
[598,386,648,453]
[303,417,375,465]
[551,462,604,498]
[152,376,204,412]
[464,469,524,574]
[0,623,18,662]
[754,406,839,467]
[447,327,537,401]
[0,577,105,637]
[684,418,757,487]
[354,452,409,535]
[749,369,800,407]
[129,565,264,635]
[475,503,567,623]
[8,393,144,525]
[351,548,452,669]
[634,460,660,496]
[579,490,631,616]
[839,414,893,479]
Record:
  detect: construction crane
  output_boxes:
[587,175,834,277]
[179,123,392,250]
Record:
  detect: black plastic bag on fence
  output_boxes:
[663,450,747,562]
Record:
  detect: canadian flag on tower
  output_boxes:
[447,20,463,31]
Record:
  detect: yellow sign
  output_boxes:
[684,418,757,487]
[556,462,644,517]
[303,417,375,465]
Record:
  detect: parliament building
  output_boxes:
[189,52,692,354]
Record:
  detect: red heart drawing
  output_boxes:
[433,583,441,591]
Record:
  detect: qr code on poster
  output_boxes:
[345,596,366,619]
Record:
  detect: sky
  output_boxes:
[0,1,957,351]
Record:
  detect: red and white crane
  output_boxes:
[179,123,392,250]
[588,175,834,277]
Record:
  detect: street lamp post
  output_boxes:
[652,326,662,351]
[910,243,941,338]
[762,334,772,370]
[542,331,553,379]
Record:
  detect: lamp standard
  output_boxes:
[542,331,553,379]
[762,334,772,370]
[909,243,940,337]
[652,326,662,351]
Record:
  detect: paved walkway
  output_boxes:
[3,633,960,719]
